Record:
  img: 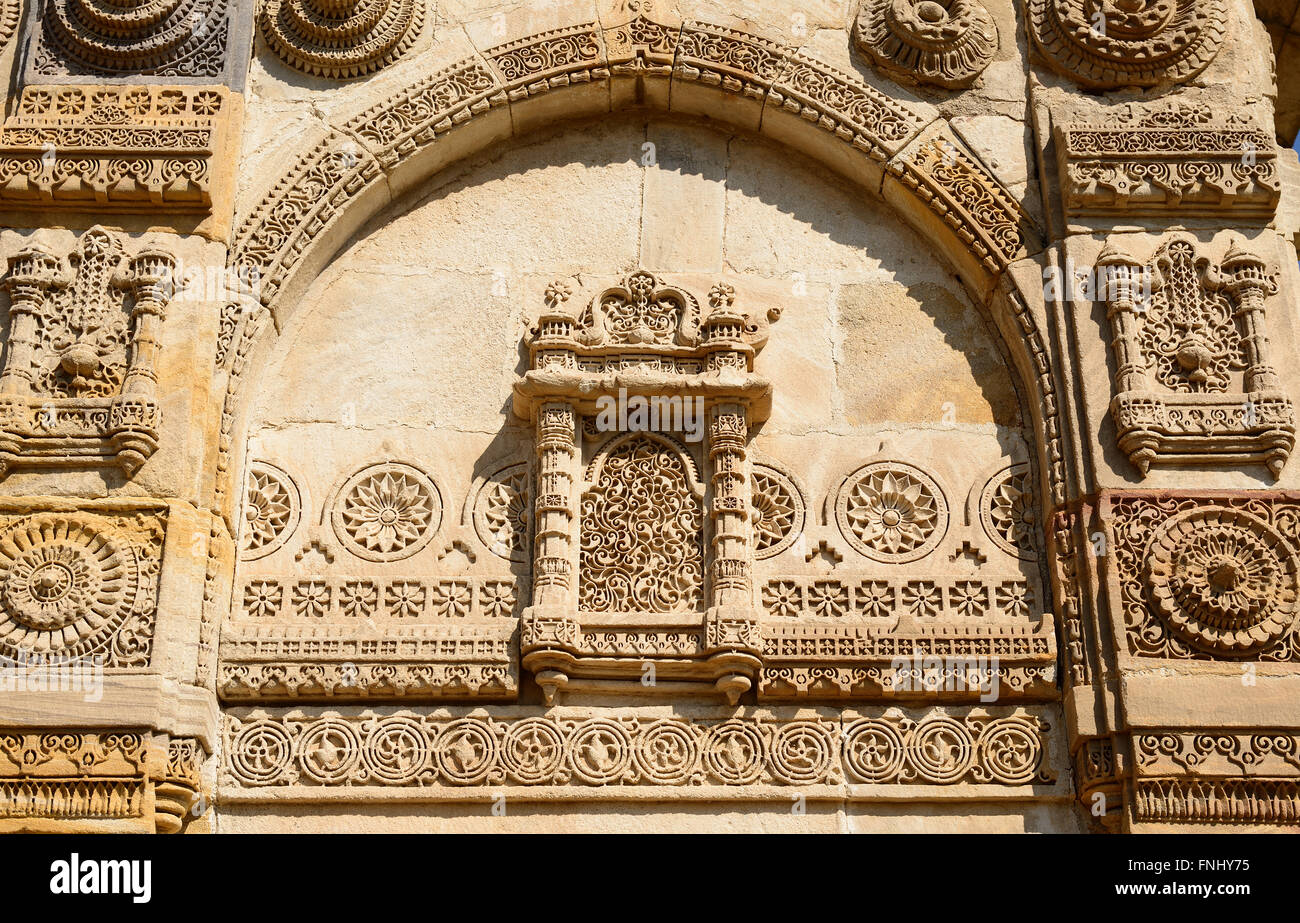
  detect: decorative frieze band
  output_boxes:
[222,705,1060,791]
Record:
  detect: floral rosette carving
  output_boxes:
[980,464,1037,560]
[473,464,530,562]
[854,0,998,89]
[260,0,424,79]
[751,465,804,559]
[331,462,441,562]
[835,462,948,563]
[0,512,161,665]
[36,0,231,77]
[241,462,301,560]
[1028,0,1227,89]
[1145,507,1300,655]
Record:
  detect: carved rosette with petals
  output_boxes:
[260,0,424,79]
[240,462,300,560]
[1146,508,1300,655]
[331,463,440,562]
[854,0,998,89]
[1028,0,1227,89]
[836,462,948,563]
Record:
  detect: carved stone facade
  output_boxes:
[1,0,1298,835]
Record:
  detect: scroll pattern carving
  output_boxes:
[579,436,704,614]
[260,0,424,79]
[1107,493,1300,661]
[1028,0,1227,89]
[854,0,998,88]
[222,706,1057,789]
[0,85,230,217]
[0,730,205,832]
[0,510,165,668]
[1056,104,1280,218]
[1098,236,1294,478]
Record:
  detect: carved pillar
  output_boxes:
[533,402,578,609]
[1095,242,1149,395]
[118,250,175,398]
[1221,241,1280,394]
[0,247,62,397]
[706,403,751,608]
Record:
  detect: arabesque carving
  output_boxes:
[1104,492,1300,662]
[0,227,176,478]
[1098,236,1294,478]
[854,0,998,88]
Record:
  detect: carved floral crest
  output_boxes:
[854,0,998,88]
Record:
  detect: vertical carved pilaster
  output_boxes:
[0,247,63,397]
[533,401,578,608]
[1221,240,1280,393]
[118,250,175,398]
[1096,242,1150,396]
[707,402,751,608]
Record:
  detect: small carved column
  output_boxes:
[118,249,175,398]
[1221,241,1280,393]
[706,403,752,608]
[1096,242,1150,395]
[533,401,578,609]
[0,247,62,397]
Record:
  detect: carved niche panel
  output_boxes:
[1104,492,1300,662]
[0,508,165,668]
[24,0,237,80]
[221,456,523,703]
[853,0,998,89]
[0,85,235,218]
[259,0,424,79]
[758,456,1054,702]
[1028,0,1227,89]
[513,272,780,704]
[1056,103,1280,219]
[1097,236,1294,478]
[0,228,175,478]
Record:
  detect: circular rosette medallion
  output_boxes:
[501,718,565,784]
[703,721,765,785]
[1028,0,1227,88]
[1145,507,1300,655]
[362,717,429,784]
[298,719,361,784]
[751,465,805,559]
[568,720,632,785]
[843,718,906,782]
[230,722,294,786]
[979,463,1038,560]
[769,722,835,785]
[906,717,975,783]
[434,719,497,785]
[0,514,143,657]
[241,462,301,560]
[633,720,701,785]
[835,462,948,563]
[332,462,441,562]
[977,718,1042,785]
[855,0,999,88]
